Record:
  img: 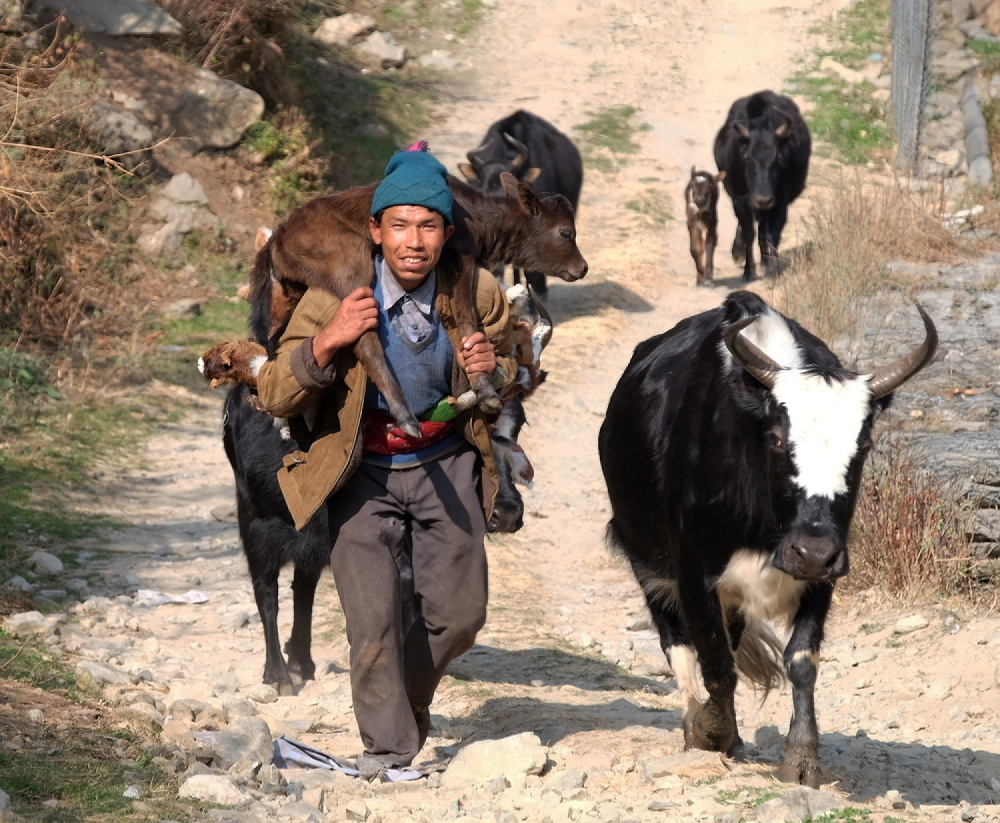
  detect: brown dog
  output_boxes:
[684,167,726,286]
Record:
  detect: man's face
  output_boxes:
[370,205,455,292]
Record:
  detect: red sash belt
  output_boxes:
[361,409,455,455]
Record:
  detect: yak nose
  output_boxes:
[487,498,524,534]
[775,529,848,580]
[751,194,774,210]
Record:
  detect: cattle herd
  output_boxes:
[198,89,941,786]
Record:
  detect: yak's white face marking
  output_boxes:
[250,355,267,377]
[771,370,871,498]
[723,308,872,499]
[716,548,806,626]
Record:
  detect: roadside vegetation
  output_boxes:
[787,0,893,165]
[574,104,650,174]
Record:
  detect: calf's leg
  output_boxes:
[704,216,719,283]
[689,220,707,285]
[776,583,833,789]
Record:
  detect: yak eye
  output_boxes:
[769,431,785,451]
[559,229,572,239]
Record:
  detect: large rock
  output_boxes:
[440,732,547,788]
[2,610,64,638]
[80,98,153,171]
[355,31,408,69]
[314,13,377,45]
[756,788,846,823]
[171,68,265,150]
[212,716,274,770]
[31,0,181,35]
[638,750,728,782]
[177,774,252,806]
[76,660,135,689]
[27,550,63,575]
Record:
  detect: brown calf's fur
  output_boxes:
[684,166,726,287]
[247,172,586,439]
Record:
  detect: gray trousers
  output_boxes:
[327,445,488,766]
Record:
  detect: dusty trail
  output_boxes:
[48,0,1000,819]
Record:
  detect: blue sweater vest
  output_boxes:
[364,271,454,418]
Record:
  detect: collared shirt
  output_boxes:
[376,256,436,345]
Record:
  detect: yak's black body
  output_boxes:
[713,91,811,281]
[598,290,933,788]
[461,110,583,295]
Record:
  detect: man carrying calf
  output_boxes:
[255,148,518,773]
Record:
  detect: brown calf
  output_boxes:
[246,172,586,438]
[684,167,726,286]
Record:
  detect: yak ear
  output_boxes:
[515,181,542,216]
[733,122,751,139]
[775,122,789,137]
[522,167,542,183]
[715,170,727,183]
[691,165,697,178]
[458,163,479,182]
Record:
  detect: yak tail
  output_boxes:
[733,619,786,697]
[247,243,276,352]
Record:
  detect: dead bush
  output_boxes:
[848,434,979,601]
[768,174,965,346]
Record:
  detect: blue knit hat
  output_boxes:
[371,143,454,225]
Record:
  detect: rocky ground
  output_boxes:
[4,0,1000,820]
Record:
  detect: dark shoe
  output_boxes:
[413,704,431,749]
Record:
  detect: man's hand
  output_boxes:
[312,287,378,368]
[458,331,496,376]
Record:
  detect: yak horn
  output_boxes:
[502,132,530,172]
[867,304,938,400]
[724,315,784,390]
[527,283,553,349]
[466,139,493,169]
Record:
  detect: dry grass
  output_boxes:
[848,435,981,601]
[765,173,966,346]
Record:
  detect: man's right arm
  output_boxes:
[256,287,378,419]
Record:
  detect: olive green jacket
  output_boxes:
[256,265,517,531]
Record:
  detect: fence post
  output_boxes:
[891,0,934,170]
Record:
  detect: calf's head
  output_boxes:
[733,121,788,211]
[500,172,588,282]
[686,167,726,211]
[724,306,937,581]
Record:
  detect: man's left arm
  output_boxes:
[468,271,517,396]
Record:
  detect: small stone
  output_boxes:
[158,298,202,319]
[247,683,279,704]
[4,575,34,592]
[345,799,370,821]
[177,774,252,806]
[27,709,44,723]
[893,615,929,634]
[123,785,140,799]
[27,551,63,575]
[627,615,652,632]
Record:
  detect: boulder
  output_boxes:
[27,550,63,575]
[440,732,547,788]
[31,0,181,35]
[314,13,377,45]
[2,610,64,638]
[170,69,265,150]
[177,774,252,806]
[417,50,460,70]
[80,98,153,171]
[355,31,408,69]
[211,716,274,770]
[756,788,846,823]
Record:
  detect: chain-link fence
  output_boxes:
[891,0,934,170]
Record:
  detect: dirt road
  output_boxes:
[54,0,1000,820]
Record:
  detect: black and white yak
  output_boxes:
[598,290,936,787]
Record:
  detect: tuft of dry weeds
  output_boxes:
[848,434,981,602]
[765,173,967,346]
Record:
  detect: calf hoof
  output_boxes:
[776,758,821,789]
[393,412,422,441]
[696,277,715,288]
[470,374,503,415]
